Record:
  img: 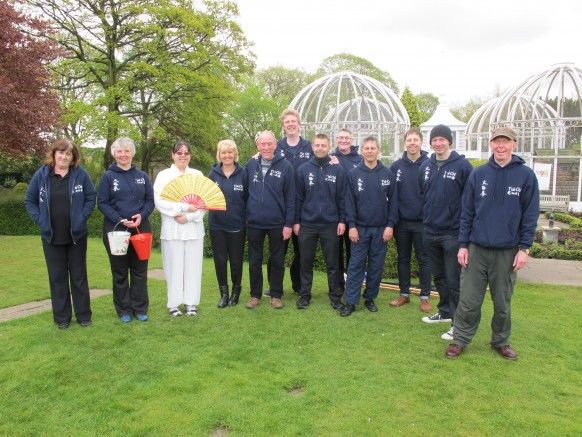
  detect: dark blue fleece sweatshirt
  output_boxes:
[245,153,295,229]
[295,156,346,225]
[332,146,362,174]
[389,150,428,222]
[345,161,398,229]
[208,163,247,231]
[419,150,473,234]
[97,164,154,227]
[459,155,539,249]
[277,136,312,172]
[25,165,96,244]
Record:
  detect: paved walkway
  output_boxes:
[1,259,580,323]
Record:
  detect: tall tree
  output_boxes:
[0,1,61,156]
[415,92,439,125]
[31,0,253,170]
[315,53,399,94]
[452,97,486,123]
[256,66,311,107]
[401,87,422,128]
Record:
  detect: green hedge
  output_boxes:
[545,212,582,229]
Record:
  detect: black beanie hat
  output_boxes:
[430,124,453,145]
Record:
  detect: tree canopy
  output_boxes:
[0,1,61,156]
[31,0,253,170]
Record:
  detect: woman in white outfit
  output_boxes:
[154,140,205,316]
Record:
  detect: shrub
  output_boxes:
[544,211,582,229]
[13,182,28,194]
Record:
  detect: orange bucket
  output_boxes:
[129,227,153,261]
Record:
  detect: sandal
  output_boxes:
[169,307,183,317]
[185,305,198,316]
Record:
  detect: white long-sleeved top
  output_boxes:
[154,165,206,240]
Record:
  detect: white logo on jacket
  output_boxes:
[442,171,457,180]
[233,184,243,191]
[325,175,336,183]
[113,179,120,191]
[308,172,314,186]
[357,178,364,192]
[299,152,311,159]
[480,179,488,197]
[424,167,430,181]
[270,170,282,178]
[507,186,521,196]
[73,184,84,193]
[252,172,259,183]
[39,186,46,202]
[396,169,402,182]
[135,177,145,184]
[381,179,391,187]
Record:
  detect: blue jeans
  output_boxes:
[394,220,431,299]
[424,232,460,320]
[344,226,388,305]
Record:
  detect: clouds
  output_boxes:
[235,0,582,105]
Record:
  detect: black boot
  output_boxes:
[218,285,229,308]
[229,284,241,306]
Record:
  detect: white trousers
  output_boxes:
[161,239,203,308]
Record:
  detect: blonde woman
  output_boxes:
[207,139,247,307]
[154,140,205,317]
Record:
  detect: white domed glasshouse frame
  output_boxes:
[289,71,410,159]
[465,63,582,206]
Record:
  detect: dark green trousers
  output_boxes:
[453,244,517,348]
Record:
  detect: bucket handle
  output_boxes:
[112,220,129,232]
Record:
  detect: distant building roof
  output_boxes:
[421,102,466,128]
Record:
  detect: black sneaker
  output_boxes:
[339,303,356,317]
[364,300,378,312]
[296,297,310,309]
[57,322,70,329]
[422,312,452,324]
[79,320,92,327]
[330,300,342,310]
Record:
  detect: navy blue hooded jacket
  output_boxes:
[332,146,362,174]
[459,155,539,249]
[295,156,346,225]
[277,137,312,172]
[25,165,96,244]
[208,163,247,231]
[390,150,428,222]
[345,161,398,229]
[245,153,295,229]
[97,164,155,227]
[419,150,472,234]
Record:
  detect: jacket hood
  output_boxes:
[429,150,465,164]
[108,163,136,173]
[211,162,243,177]
[486,154,524,170]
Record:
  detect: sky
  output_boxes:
[235,0,582,106]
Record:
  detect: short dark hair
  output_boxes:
[313,133,330,143]
[404,127,423,141]
[361,136,379,147]
[172,140,191,154]
[45,138,80,167]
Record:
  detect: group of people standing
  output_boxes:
[25,108,539,361]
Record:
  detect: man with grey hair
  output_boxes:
[245,131,295,309]
[446,127,539,360]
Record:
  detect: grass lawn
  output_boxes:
[0,236,163,308]
[1,237,581,435]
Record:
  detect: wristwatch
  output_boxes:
[519,248,530,255]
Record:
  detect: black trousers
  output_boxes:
[268,233,301,293]
[298,224,341,303]
[103,224,149,316]
[394,220,432,298]
[338,232,352,292]
[42,236,92,324]
[209,229,246,287]
[247,227,286,299]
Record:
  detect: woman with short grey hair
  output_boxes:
[98,137,155,323]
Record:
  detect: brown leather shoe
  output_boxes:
[245,297,260,309]
[445,343,464,359]
[389,296,410,307]
[492,344,518,361]
[270,297,284,309]
[420,299,432,313]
